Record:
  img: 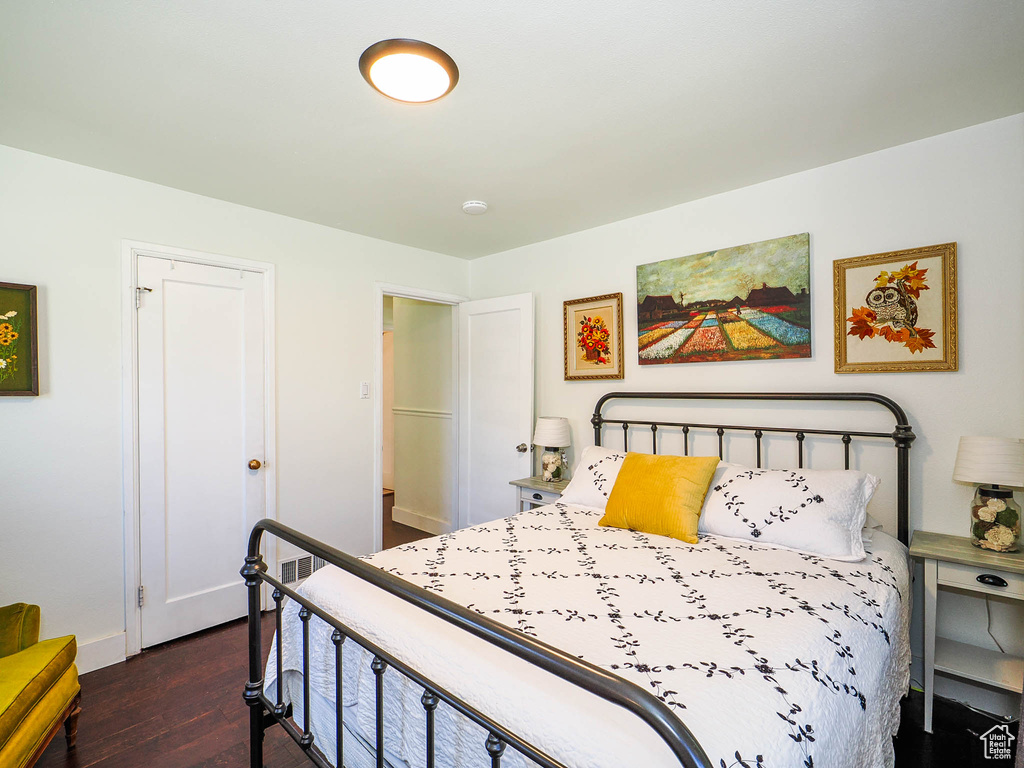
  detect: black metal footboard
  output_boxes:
[242,519,713,768]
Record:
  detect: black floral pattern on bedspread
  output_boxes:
[364,503,909,768]
[714,469,824,538]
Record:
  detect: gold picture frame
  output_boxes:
[563,292,625,380]
[834,242,957,373]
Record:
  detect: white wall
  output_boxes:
[470,114,1024,713]
[391,298,455,533]
[0,145,468,670]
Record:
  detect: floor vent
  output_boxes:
[280,555,328,587]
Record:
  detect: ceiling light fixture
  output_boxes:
[359,39,459,103]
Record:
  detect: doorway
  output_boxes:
[380,293,455,549]
[122,242,276,655]
[373,284,535,552]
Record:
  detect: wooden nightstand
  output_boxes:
[509,477,568,512]
[909,531,1024,733]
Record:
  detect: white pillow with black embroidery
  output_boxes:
[559,445,627,510]
[698,466,880,561]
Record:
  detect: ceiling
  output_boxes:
[1,2,1022,259]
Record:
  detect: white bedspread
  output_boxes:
[265,503,911,768]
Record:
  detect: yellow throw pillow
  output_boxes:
[600,453,720,544]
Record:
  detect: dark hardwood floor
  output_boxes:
[895,689,1018,767]
[37,613,306,768]
[38,610,1019,768]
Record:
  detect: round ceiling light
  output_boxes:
[359,39,459,103]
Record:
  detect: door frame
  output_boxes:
[372,283,466,552]
[120,240,277,657]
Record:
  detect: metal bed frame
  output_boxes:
[243,391,914,768]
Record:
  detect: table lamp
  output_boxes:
[533,417,571,482]
[953,436,1024,552]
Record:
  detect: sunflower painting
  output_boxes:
[577,315,611,363]
[564,293,624,380]
[0,282,38,396]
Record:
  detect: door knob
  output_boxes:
[515,443,528,453]
[248,459,262,470]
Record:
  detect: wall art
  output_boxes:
[834,242,957,373]
[0,282,38,396]
[563,292,624,380]
[637,233,811,365]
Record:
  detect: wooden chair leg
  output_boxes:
[63,692,82,749]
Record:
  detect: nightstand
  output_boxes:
[909,531,1024,733]
[509,477,568,512]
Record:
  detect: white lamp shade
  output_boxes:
[533,417,571,448]
[952,436,1024,487]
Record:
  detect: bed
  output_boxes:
[242,391,916,768]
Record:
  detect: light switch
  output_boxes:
[360,382,370,399]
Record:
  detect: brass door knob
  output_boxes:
[248,459,262,470]
[515,443,528,453]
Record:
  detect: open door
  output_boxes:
[458,293,534,529]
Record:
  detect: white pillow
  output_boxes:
[698,466,880,561]
[559,445,627,510]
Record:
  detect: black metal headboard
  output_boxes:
[592,392,915,545]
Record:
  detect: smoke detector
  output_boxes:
[462,200,488,215]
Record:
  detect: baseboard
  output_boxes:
[76,632,126,674]
[392,506,451,535]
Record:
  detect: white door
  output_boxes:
[137,255,267,647]
[458,293,534,528]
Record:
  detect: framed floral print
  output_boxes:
[0,282,39,396]
[834,242,957,373]
[563,292,624,380]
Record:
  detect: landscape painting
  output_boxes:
[637,233,811,365]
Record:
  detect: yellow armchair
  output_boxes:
[0,604,81,768]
